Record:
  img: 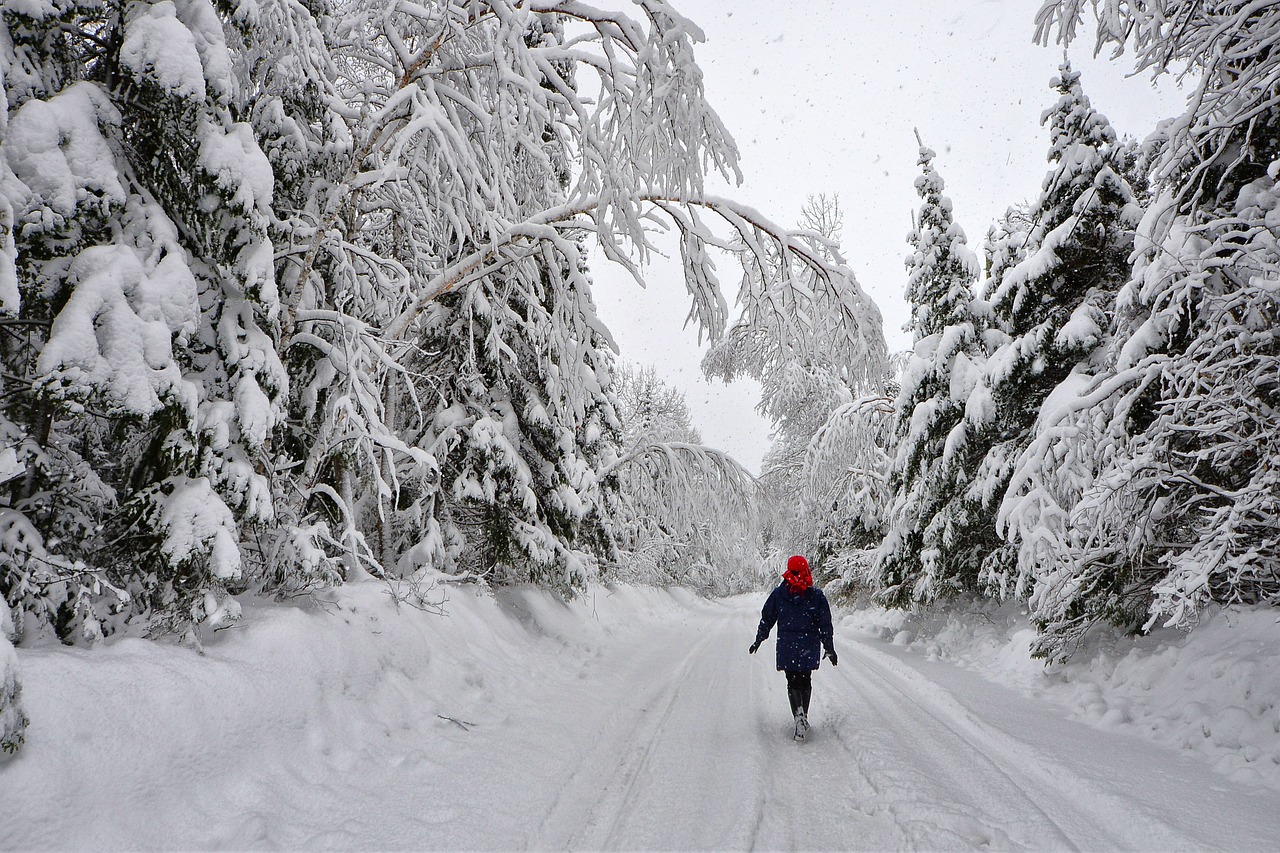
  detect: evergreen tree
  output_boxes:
[0,0,311,640]
[1020,2,1280,658]
[0,592,25,756]
[875,141,988,607]
[409,256,622,590]
[973,64,1143,597]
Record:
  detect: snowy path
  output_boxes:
[422,599,1280,851]
[4,588,1279,850]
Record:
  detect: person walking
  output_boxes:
[749,555,836,740]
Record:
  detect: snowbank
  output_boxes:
[0,581,711,849]
[840,599,1280,790]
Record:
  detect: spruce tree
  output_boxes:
[0,0,308,639]
[1023,3,1280,657]
[875,140,988,607]
[0,593,25,756]
[974,64,1142,597]
[411,256,622,590]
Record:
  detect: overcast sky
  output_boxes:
[592,0,1187,474]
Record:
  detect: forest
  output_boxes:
[2,0,1279,758]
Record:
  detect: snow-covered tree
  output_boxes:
[609,363,762,595]
[703,195,888,570]
[798,393,895,598]
[0,0,307,640]
[276,2,849,593]
[0,592,24,756]
[973,65,1143,595]
[982,205,1035,303]
[875,141,990,607]
[705,196,886,445]
[404,256,622,590]
[1,0,860,640]
[1008,1,1280,657]
[613,363,701,446]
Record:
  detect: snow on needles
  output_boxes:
[120,2,208,101]
[0,599,23,757]
[200,121,274,213]
[4,83,126,226]
[37,203,201,418]
[159,477,242,581]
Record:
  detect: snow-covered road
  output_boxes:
[3,586,1278,850]
[424,598,1280,851]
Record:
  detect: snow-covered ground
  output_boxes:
[847,598,1280,792]
[3,583,1279,850]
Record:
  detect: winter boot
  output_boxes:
[787,685,803,718]
[787,685,806,740]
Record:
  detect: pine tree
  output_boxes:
[875,140,988,607]
[1022,2,1280,658]
[0,592,25,756]
[974,64,1143,598]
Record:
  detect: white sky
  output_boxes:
[592,0,1187,474]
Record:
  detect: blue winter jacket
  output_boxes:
[755,583,835,672]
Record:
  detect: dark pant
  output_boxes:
[785,669,812,716]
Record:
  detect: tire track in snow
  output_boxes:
[836,642,1104,850]
[561,620,719,849]
[834,637,1278,851]
[529,608,767,850]
[376,594,1280,851]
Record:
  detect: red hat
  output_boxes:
[784,555,812,594]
